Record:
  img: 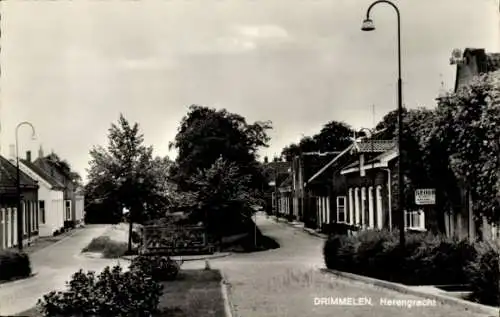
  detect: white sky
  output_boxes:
[1,0,499,182]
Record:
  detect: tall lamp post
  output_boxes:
[15,121,36,251]
[361,0,405,247]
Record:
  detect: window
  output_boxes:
[39,201,46,224]
[65,200,72,220]
[405,210,426,230]
[337,196,346,223]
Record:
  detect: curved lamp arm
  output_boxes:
[15,121,36,158]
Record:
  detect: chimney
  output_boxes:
[38,145,44,159]
[26,151,31,162]
[9,144,15,162]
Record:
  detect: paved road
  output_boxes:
[0,225,127,316]
[185,214,492,317]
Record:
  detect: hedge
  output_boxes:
[323,230,476,285]
[0,250,32,281]
[323,230,499,305]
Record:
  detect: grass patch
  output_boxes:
[19,269,227,317]
[154,269,226,317]
[81,236,129,258]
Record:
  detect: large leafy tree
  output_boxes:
[185,157,262,238]
[86,114,171,251]
[169,105,272,193]
[281,120,354,161]
[433,71,500,222]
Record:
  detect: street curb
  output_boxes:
[322,268,499,316]
[220,279,234,317]
[220,271,237,317]
[119,252,232,262]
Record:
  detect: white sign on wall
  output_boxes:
[415,189,436,205]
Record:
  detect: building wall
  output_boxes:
[0,188,39,250]
[75,194,85,224]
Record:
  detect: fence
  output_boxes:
[140,225,214,256]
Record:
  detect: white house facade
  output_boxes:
[19,155,65,236]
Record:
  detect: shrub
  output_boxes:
[323,229,476,286]
[82,236,128,258]
[0,250,32,281]
[130,255,180,281]
[38,265,163,316]
[465,241,500,306]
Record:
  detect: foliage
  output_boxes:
[45,152,83,188]
[281,120,354,161]
[37,266,163,317]
[465,241,500,306]
[130,255,180,281]
[433,71,500,221]
[85,114,174,224]
[169,105,272,194]
[82,236,129,258]
[185,157,262,236]
[0,250,31,281]
[374,71,500,223]
[323,230,478,286]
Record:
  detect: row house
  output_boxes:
[264,161,291,215]
[308,140,395,232]
[0,155,39,250]
[289,152,340,228]
[18,151,65,236]
[33,147,85,227]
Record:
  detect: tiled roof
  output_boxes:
[20,159,65,190]
[351,140,396,153]
[487,53,500,72]
[0,156,38,188]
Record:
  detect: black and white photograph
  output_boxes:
[0,0,499,316]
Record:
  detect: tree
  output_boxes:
[432,71,500,222]
[169,105,272,193]
[46,152,83,187]
[186,157,262,240]
[281,120,354,161]
[86,114,171,252]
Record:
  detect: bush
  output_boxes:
[0,250,32,281]
[82,236,128,258]
[130,255,180,281]
[465,241,500,306]
[37,265,163,316]
[323,229,477,286]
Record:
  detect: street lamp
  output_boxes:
[15,121,36,251]
[361,0,405,247]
